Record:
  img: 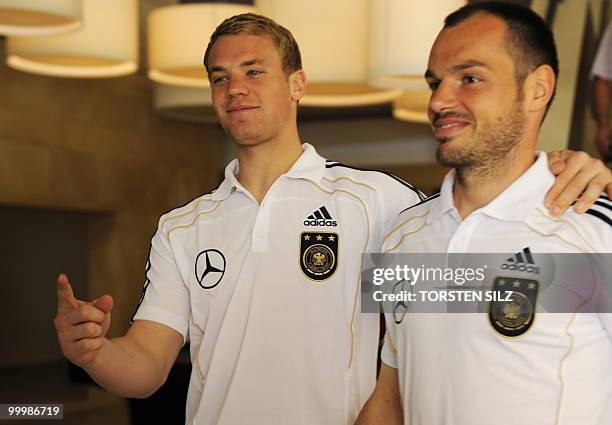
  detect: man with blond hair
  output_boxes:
[54,12,612,425]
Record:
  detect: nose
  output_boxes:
[428,80,458,118]
[227,75,248,97]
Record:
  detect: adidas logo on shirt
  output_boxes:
[304,206,337,227]
[501,247,540,274]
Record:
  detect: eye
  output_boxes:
[427,80,440,91]
[462,75,481,84]
[211,75,228,85]
[247,69,263,77]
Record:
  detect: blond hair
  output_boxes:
[203,13,302,75]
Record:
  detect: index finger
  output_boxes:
[57,273,78,311]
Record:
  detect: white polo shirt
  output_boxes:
[381,153,612,425]
[592,22,612,80]
[133,143,424,425]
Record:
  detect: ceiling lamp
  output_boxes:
[148,3,255,123]
[0,0,81,36]
[392,86,431,124]
[369,0,465,122]
[153,84,217,124]
[256,0,402,107]
[5,0,138,78]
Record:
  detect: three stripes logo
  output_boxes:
[304,206,337,227]
[501,247,540,274]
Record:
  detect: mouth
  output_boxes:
[432,118,470,139]
[226,105,259,113]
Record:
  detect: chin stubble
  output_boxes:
[437,103,525,183]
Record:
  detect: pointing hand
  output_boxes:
[54,274,113,367]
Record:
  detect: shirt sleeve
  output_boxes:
[380,315,399,368]
[598,314,612,341]
[597,253,612,340]
[376,175,425,250]
[131,219,191,343]
[592,22,612,80]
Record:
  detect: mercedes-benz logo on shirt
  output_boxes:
[195,249,226,289]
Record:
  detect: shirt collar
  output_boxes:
[427,170,456,223]
[211,143,326,201]
[284,143,327,182]
[428,152,554,223]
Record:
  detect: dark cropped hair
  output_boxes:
[445,1,558,108]
[203,13,302,76]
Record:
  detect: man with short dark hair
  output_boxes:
[53,9,611,425]
[357,3,611,424]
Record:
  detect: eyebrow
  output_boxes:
[208,58,267,74]
[425,60,489,79]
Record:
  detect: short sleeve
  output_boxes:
[380,316,399,368]
[377,176,425,250]
[598,314,612,341]
[592,22,612,80]
[131,219,191,343]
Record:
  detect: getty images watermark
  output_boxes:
[370,263,502,302]
[361,253,612,314]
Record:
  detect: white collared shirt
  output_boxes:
[133,143,424,425]
[381,153,612,425]
[592,22,612,80]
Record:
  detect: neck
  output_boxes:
[235,133,303,204]
[453,143,537,219]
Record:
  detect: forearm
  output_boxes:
[594,77,611,126]
[355,364,403,425]
[356,389,403,425]
[82,334,168,398]
[55,276,182,399]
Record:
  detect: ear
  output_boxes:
[525,64,555,113]
[289,69,306,101]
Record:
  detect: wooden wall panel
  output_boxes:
[0,62,223,337]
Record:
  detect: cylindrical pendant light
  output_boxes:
[148,3,254,87]
[0,0,82,36]
[148,3,255,122]
[369,0,465,122]
[369,0,465,87]
[392,88,431,124]
[6,0,138,78]
[256,0,401,107]
[153,84,217,124]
